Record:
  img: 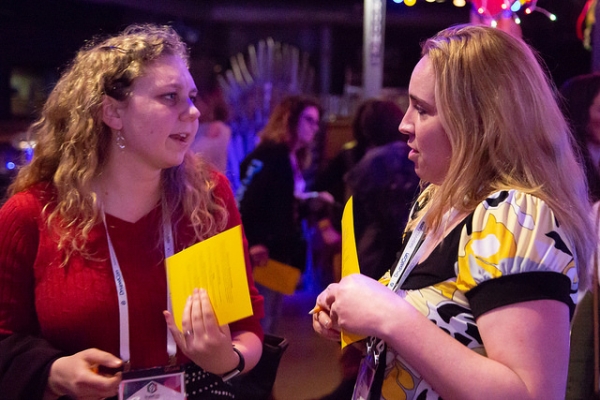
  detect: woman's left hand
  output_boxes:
[164,288,239,374]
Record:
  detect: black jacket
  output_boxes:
[237,142,305,269]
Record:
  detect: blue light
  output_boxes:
[24,147,34,163]
[510,1,521,12]
[393,0,404,3]
[6,162,16,170]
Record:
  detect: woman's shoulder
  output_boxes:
[247,142,289,159]
[466,189,572,269]
[459,189,577,308]
[474,189,553,221]
[468,189,562,242]
[3,182,55,209]
[241,142,291,172]
[0,182,54,225]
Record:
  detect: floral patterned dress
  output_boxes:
[376,190,578,400]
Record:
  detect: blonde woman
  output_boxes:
[313,24,593,400]
[0,24,263,399]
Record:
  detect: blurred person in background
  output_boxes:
[189,64,232,174]
[560,73,600,399]
[237,95,333,334]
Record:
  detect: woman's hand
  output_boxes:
[312,274,400,339]
[248,244,269,267]
[45,348,122,400]
[164,288,239,375]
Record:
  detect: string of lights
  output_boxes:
[391,0,557,27]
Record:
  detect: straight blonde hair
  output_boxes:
[411,24,594,289]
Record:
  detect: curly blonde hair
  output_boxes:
[409,24,594,289]
[9,24,227,260]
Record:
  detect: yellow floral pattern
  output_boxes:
[375,190,577,399]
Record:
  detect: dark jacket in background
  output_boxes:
[238,142,305,269]
[346,141,419,279]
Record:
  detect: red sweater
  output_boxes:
[0,173,264,370]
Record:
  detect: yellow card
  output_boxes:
[165,225,253,330]
[341,196,361,277]
[340,197,367,348]
[253,259,302,295]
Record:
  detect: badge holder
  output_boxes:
[353,338,385,400]
[119,364,186,400]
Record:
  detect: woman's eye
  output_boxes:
[415,105,426,115]
[189,94,198,103]
[164,93,177,101]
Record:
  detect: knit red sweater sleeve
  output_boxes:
[213,172,265,341]
[0,189,43,336]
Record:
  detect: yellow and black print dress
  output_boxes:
[379,190,578,400]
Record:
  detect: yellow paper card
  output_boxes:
[340,197,367,347]
[166,225,253,330]
[253,259,302,295]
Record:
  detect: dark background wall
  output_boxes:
[0,0,591,120]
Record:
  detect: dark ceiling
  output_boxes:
[0,0,593,117]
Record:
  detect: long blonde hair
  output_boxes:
[412,24,594,288]
[9,24,227,260]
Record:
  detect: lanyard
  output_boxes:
[364,218,427,374]
[387,219,426,292]
[102,199,176,365]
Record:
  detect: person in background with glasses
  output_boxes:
[0,24,264,400]
[312,24,594,400]
[237,95,334,335]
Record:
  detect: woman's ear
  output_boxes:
[101,95,123,131]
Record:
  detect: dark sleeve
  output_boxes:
[0,333,65,400]
[214,173,265,341]
[466,271,575,319]
[312,150,350,205]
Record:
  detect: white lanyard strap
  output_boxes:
[161,199,177,360]
[387,219,426,292]
[103,211,131,364]
[103,200,177,365]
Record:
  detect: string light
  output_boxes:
[392,0,557,24]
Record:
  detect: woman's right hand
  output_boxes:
[312,285,342,341]
[45,348,123,400]
[249,244,269,267]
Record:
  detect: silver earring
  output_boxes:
[115,130,126,150]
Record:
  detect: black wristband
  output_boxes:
[221,346,245,382]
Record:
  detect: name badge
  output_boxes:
[352,351,377,400]
[119,365,186,400]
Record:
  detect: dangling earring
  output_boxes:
[115,130,126,150]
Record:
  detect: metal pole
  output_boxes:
[363,0,386,99]
[320,25,332,95]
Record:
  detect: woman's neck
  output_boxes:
[94,162,162,223]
